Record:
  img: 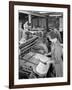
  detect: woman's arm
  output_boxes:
[44,52,51,56]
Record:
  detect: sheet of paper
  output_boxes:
[34,53,50,63]
[23,52,34,60]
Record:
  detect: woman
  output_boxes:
[20,21,28,44]
[47,29,63,77]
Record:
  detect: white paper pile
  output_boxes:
[36,62,50,74]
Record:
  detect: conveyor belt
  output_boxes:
[20,58,38,66]
[19,36,39,57]
[19,36,38,49]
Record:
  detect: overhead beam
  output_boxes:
[19,11,62,18]
[19,11,46,17]
[49,14,62,17]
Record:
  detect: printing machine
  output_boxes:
[19,36,40,79]
[19,35,56,79]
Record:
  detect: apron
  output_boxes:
[51,40,63,77]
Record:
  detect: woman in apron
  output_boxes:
[47,29,63,77]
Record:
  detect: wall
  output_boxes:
[32,17,46,28]
[48,17,59,30]
[0,0,72,90]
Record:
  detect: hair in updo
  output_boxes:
[47,29,62,43]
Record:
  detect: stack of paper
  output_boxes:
[36,62,50,74]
